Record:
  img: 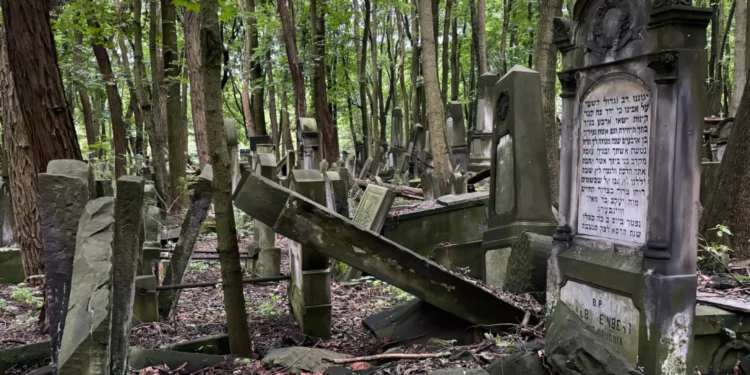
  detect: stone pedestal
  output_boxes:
[288,169,331,339]
[481,66,557,288]
[546,4,711,373]
[298,118,322,170]
[447,102,469,172]
[250,147,280,278]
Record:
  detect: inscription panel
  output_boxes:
[353,185,388,230]
[560,280,640,363]
[578,78,650,245]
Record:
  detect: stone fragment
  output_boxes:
[95,179,114,197]
[0,341,51,374]
[38,160,91,363]
[0,247,24,284]
[128,349,228,373]
[486,352,545,375]
[58,198,115,375]
[262,347,348,374]
[133,275,159,324]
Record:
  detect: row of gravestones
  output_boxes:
[37,159,150,374]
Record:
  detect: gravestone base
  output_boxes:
[254,248,281,277]
[468,134,492,172]
[289,275,332,339]
[433,241,485,280]
[133,275,159,324]
[484,248,512,288]
[483,221,557,251]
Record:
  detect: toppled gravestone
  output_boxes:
[262,347,348,374]
[110,176,145,375]
[544,303,642,375]
[57,197,115,375]
[486,352,546,375]
[38,159,91,363]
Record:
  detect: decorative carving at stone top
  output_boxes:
[584,0,644,54]
[554,18,573,42]
[495,92,510,122]
[652,0,691,9]
[558,71,578,93]
[647,51,679,73]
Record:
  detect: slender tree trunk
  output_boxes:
[278,0,307,120]
[241,0,266,135]
[707,0,725,116]
[0,26,45,280]
[535,0,562,204]
[116,31,144,156]
[450,15,459,100]
[74,31,99,151]
[237,0,256,137]
[0,0,83,279]
[281,88,294,153]
[90,26,128,178]
[185,10,210,168]
[398,10,409,130]
[356,0,370,161]
[441,0,453,102]
[419,0,453,195]
[200,0,253,356]
[149,0,171,210]
[163,0,187,210]
[476,0,488,74]
[311,0,338,162]
[499,0,513,76]
[410,0,421,128]
[267,51,280,158]
[369,0,381,147]
[733,0,749,116]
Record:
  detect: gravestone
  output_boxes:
[469,73,499,172]
[325,170,349,219]
[110,176,145,375]
[481,66,557,288]
[252,148,281,278]
[287,169,331,338]
[298,118,322,170]
[225,119,240,191]
[409,124,426,177]
[389,108,405,172]
[57,197,115,375]
[38,159,91,363]
[447,102,469,171]
[547,3,710,373]
[95,179,113,197]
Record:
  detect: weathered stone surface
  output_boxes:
[58,197,115,375]
[0,341,51,374]
[431,369,488,375]
[145,206,162,241]
[234,174,527,330]
[38,160,91,363]
[503,232,552,294]
[545,303,641,375]
[0,180,15,247]
[486,352,545,375]
[159,166,213,318]
[95,179,114,197]
[433,241,484,280]
[437,192,489,206]
[129,349,228,373]
[133,275,159,324]
[262,347,348,374]
[353,185,395,232]
[254,248,281,277]
[0,247,24,284]
[110,176,145,375]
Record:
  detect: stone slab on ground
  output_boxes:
[234,173,528,331]
[129,349,229,373]
[0,341,51,374]
[57,197,115,375]
[437,192,489,206]
[486,352,545,375]
[0,247,24,284]
[262,346,348,374]
[168,334,230,355]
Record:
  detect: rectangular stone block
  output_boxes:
[133,275,159,325]
[0,247,24,284]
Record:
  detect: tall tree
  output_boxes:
[450,12,459,101]
[708,0,726,116]
[241,0,266,135]
[418,0,453,195]
[0,0,83,278]
[200,0,253,356]
[185,9,211,168]
[90,22,129,178]
[267,51,280,158]
[73,31,99,151]
[163,0,187,210]
[441,0,453,102]
[535,0,563,204]
[476,0,488,74]
[311,0,338,161]
[150,0,171,211]
[733,0,750,116]
[499,0,513,76]
[278,0,307,121]
[355,0,370,161]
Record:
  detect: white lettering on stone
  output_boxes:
[578,78,650,245]
[560,280,640,363]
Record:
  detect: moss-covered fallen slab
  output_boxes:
[233,172,527,328]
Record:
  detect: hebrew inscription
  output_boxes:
[578,78,650,245]
[353,185,388,230]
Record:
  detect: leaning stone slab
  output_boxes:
[262,347,348,374]
[234,173,527,329]
[38,159,91,363]
[57,197,115,375]
[47,159,95,199]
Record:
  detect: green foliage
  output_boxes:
[699,225,734,274]
[187,261,211,274]
[258,295,281,317]
[0,298,7,311]
[10,284,43,308]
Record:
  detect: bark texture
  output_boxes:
[278,0,307,120]
[200,0,253,356]
[311,0,338,162]
[733,0,749,116]
[149,0,171,211]
[185,10,210,168]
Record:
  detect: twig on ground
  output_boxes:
[521,311,531,328]
[328,352,451,364]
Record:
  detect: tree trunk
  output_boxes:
[398,11,410,132]
[267,51,280,158]
[200,0,253,356]
[450,15,459,101]
[369,0,382,148]
[311,0,338,162]
[418,0,453,195]
[116,31,144,156]
[74,30,99,151]
[185,10,210,168]
[241,0,266,135]
[410,0,421,128]
[732,0,749,116]
[499,0,513,76]
[278,0,307,121]
[163,0,187,211]
[0,26,45,280]
[476,0,488,74]
[90,27,128,178]
[149,0,171,211]
[281,88,294,154]
[707,0,724,116]
[356,0,370,161]
[535,0,562,205]
[441,0,453,103]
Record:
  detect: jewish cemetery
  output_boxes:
[2,0,750,374]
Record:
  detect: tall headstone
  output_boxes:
[38,159,91,363]
[481,66,557,288]
[447,102,469,171]
[225,119,240,191]
[298,118,322,170]
[546,4,710,373]
[287,169,331,339]
[389,108,405,171]
[110,176,145,375]
[252,147,281,278]
[468,73,499,172]
[57,198,115,375]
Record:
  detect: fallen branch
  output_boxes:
[467,168,490,185]
[353,177,424,199]
[329,352,451,364]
